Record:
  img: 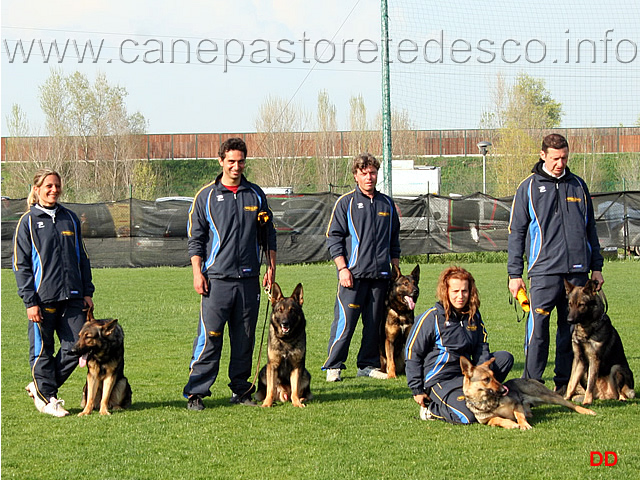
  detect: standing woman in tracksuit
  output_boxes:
[508,133,604,393]
[405,267,513,424]
[13,168,95,417]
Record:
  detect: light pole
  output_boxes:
[477,141,492,194]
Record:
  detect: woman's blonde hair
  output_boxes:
[27,168,62,207]
[436,266,480,324]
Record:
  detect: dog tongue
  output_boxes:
[404,296,416,310]
[79,354,88,368]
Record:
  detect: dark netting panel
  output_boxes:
[2,192,639,268]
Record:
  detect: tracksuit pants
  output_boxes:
[322,278,388,371]
[523,273,588,388]
[428,351,514,424]
[28,298,87,402]
[183,277,261,399]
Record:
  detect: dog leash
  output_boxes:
[242,245,274,398]
[599,287,608,314]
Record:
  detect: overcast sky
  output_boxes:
[2,0,639,136]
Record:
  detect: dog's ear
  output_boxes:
[584,279,599,295]
[564,279,576,295]
[102,319,119,336]
[270,283,283,305]
[460,356,474,377]
[86,307,95,322]
[480,357,496,368]
[411,264,420,284]
[391,264,401,280]
[291,283,304,307]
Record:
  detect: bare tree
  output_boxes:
[348,94,371,156]
[315,90,348,191]
[254,95,310,188]
[375,107,415,159]
[32,69,149,201]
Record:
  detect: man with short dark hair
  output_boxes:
[322,153,401,382]
[183,137,277,410]
[508,133,604,393]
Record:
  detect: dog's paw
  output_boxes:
[518,423,533,430]
[575,404,596,415]
[77,410,91,417]
[99,410,111,416]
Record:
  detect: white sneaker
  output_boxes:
[420,404,435,421]
[325,368,342,382]
[42,397,69,417]
[26,382,46,413]
[357,366,388,379]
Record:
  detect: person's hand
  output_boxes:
[591,271,605,290]
[83,296,94,312]
[413,393,430,407]
[339,267,353,288]
[263,266,275,289]
[509,277,526,298]
[193,271,209,295]
[27,305,42,323]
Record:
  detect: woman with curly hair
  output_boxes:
[405,266,513,424]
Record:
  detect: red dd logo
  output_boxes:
[590,451,618,466]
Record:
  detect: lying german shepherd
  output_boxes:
[460,356,595,430]
[564,279,635,405]
[380,264,420,378]
[72,312,132,416]
[255,283,311,408]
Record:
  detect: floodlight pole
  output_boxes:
[477,141,492,194]
[380,0,392,196]
[483,153,486,194]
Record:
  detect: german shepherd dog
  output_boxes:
[564,279,635,405]
[460,357,595,430]
[72,312,132,416]
[380,264,420,378]
[255,283,311,408]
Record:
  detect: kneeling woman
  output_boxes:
[405,266,513,424]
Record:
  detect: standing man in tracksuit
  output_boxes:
[322,153,401,382]
[183,137,277,410]
[508,133,604,393]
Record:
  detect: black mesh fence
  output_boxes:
[2,191,639,268]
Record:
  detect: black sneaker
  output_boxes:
[229,393,257,406]
[187,395,205,411]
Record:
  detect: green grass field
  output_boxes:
[2,261,640,479]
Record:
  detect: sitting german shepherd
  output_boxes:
[255,283,311,408]
[564,279,635,405]
[460,357,595,430]
[380,264,420,378]
[72,312,132,416]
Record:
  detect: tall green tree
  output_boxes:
[481,73,563,196]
